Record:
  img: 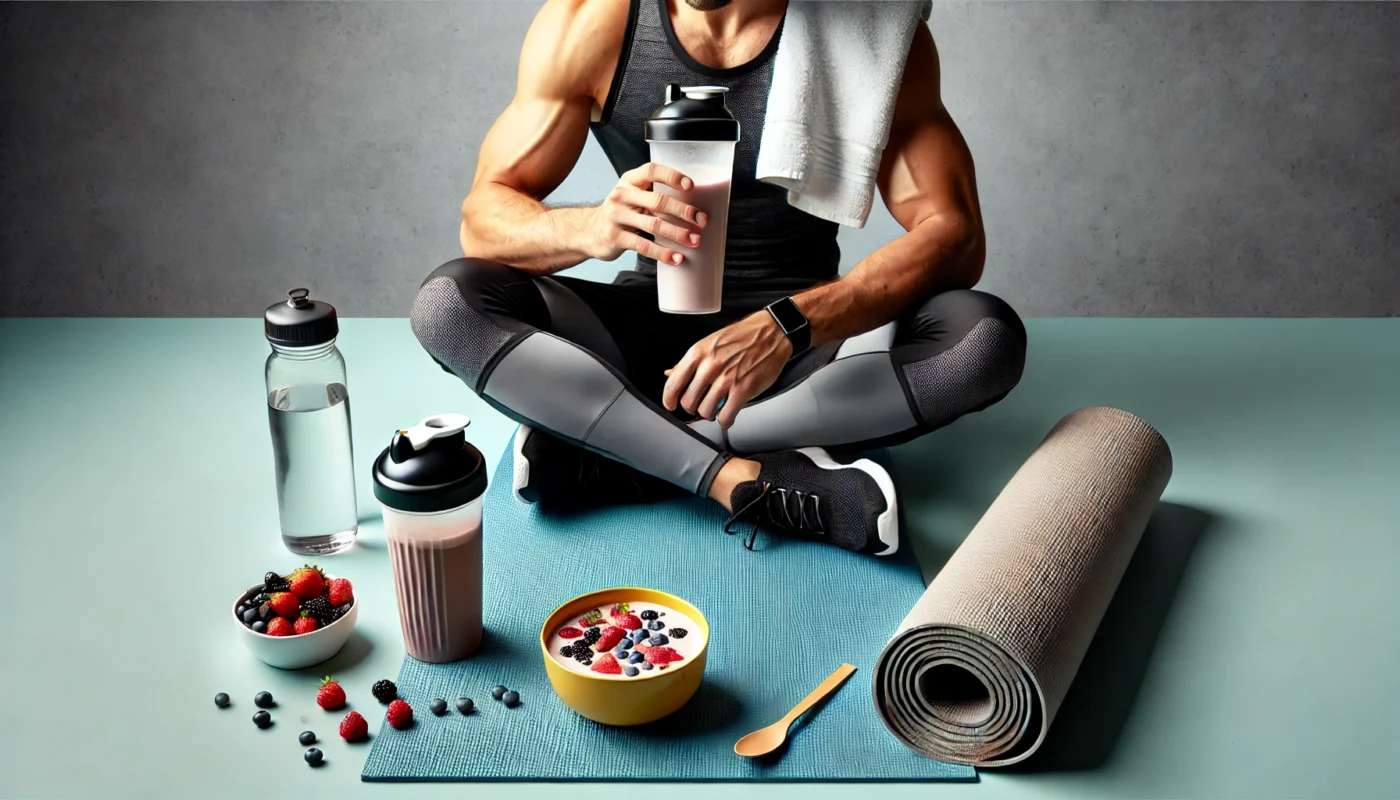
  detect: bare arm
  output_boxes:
[791,23,986,343]
[461,0,703,274]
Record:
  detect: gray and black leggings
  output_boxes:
[411,259,1027,497]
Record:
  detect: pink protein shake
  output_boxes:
[385,510,482,663]
[655,179,732,314]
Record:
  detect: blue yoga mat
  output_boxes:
[361,443,974,782]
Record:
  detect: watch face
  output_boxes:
[769,299,807,332]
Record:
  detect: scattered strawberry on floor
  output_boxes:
[316,677,346,710]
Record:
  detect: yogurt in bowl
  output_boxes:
[540,587,710,726]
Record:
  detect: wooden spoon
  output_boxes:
[733,663,857,758]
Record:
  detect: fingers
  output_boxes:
[618,231,683,265]
[622,162,693,193]
[662,350,699,411]
[717,382,754,429]
[679,360,721,415]
[611,207,700,249]
[696,375,731,421]
[614,186,702,227]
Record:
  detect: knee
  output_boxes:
[410,258,527,391]
[899,290,1027,426]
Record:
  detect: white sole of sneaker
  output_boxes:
[796,446,899,557]
[512,424,534,504]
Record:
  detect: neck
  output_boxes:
[673,0,786,42]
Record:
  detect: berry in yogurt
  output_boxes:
[547,599,703,679]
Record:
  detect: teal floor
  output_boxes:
[1,318,1396,799]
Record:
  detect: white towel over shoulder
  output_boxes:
[756,0,931,228]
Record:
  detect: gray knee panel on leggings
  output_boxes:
[482,332,722,495]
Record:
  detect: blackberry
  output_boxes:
[331,603,350,622]
[669,628,688,639]
[640,610,658,621]
[581,627,602,646]
[371,679,398,704]
[303,596,334,624]
[263,572,290,593]
[560,645,574,658]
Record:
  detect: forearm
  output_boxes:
[792,214,984,346]
[460,182,599,275]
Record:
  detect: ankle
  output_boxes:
[707,457,761,511]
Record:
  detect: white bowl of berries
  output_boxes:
[233,566,359,670]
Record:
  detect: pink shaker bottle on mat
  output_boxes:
[372,414,487,663]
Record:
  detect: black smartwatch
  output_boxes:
[765,297,811,358]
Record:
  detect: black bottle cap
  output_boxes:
[372,414,487,513]
[644,84,740,142]
[265,288,339,347]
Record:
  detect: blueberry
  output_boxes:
[624,666,639,677]
[628,651,645,664]
[648,635,669,647]
[430,698,448,716]
[502,690,520,708]
[214,692,230,708]
[456,697,475,715]
[612,648,628,659]
[251,620,267,633]
[236,603,249,617]
[647,621,664,631]
[491,685,507,701]
[304,747,324,766]
[629,629,648,642]
[618,638,632,650]
[299,731,317,746]
[254,691,275,709]
[253,710,272,728]
[640,661,654,671]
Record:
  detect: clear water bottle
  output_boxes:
[264,288,358,554]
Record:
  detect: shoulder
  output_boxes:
[521,0,632,99]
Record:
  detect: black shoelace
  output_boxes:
[724,481,825,551]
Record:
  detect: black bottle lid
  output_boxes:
[372,414,487,513]
[644,84,740,142]
[265,288,339,347]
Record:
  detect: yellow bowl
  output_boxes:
[540,587,710,726]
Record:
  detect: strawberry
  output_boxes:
[386,699,413,730]
[327,577,354,607]
[339,710,369,741]
[594,625,626,652]
[317,676,347,710]
[557,626,583,640]
[644,646,683,665]
[293,613,318,635]
[577,608,604,628]
[266,617,294,637]
[590,653,622,675]
[612,613,642,630]
[287,565,326,600]
[267,592,300,619]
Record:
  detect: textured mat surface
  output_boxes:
[874,407,1173,766]
[361,443,974,782]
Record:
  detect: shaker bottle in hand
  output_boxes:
[645,84,740,314]
[372,414,487,663]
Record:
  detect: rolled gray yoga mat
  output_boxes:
[874,407,1173,766]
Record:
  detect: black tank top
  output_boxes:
[590,0,841,285]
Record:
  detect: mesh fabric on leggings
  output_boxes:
[901,318,1026,429]
[410,276,515,392]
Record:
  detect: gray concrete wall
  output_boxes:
[2,1,1396,318]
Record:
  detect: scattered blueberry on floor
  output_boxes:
[253,710,272,729]
[299,731,317,746]
[502,690,520,708]
[430,698,448,716]
[456,697,475,715]
[214,692,230,708]
[490,685,508,701]
[254,691,275,709]
[304,747,324,766]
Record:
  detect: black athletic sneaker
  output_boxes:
[512,425,683,510]
[725,447,899,556]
